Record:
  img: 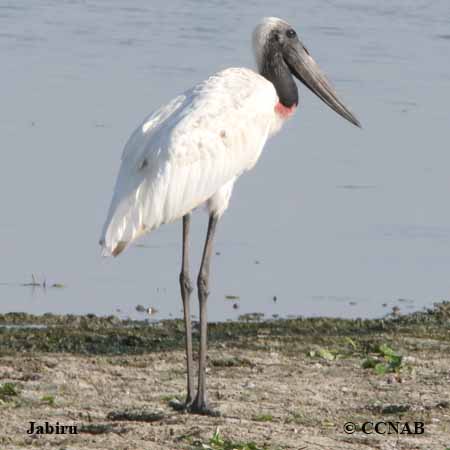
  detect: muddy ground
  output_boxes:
[0,304,449,450]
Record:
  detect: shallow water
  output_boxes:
[1,0,450,321]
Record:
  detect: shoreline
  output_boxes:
[0,303,449,449]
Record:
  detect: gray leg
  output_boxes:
[179,214,194,405]
[190,213,219,415]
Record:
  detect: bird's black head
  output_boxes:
[253,17,361,127]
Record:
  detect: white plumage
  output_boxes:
[100,67,283,256]
[99,17,360,413]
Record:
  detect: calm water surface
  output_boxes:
[1,0,450,321]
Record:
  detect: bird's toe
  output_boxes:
[188,401,221,417]
[168,398,190,412]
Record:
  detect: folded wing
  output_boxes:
[100,68,278,256]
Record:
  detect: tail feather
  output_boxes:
[99,197,149,257]
[111,240,128,257]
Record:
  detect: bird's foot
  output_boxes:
[168,397,193,412]
[188,399,220,417]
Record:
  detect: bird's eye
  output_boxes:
[286,29,296,39]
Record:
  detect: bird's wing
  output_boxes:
[100,68,278,256]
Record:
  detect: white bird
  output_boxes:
[100,17,360,415]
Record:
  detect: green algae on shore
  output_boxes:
[0,302,449,356]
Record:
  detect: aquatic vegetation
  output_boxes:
[0,302,449,358]
[362,343,404,375]
[210,357,253,367]
[194,428,273,450]
[107,408,164,422]
[21,273,65,289]
[40,394,55,406]
[0,382,19,402]
[308,347,337,361]
[252,414,274,422]
[79,423,128,435]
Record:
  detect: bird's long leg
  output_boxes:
[179,213,195,405]
[190,213,219,415]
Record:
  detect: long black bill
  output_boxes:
[284,41,361,128]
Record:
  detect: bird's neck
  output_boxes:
[260,50,298,108]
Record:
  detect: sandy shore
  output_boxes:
[0,304,449,449]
